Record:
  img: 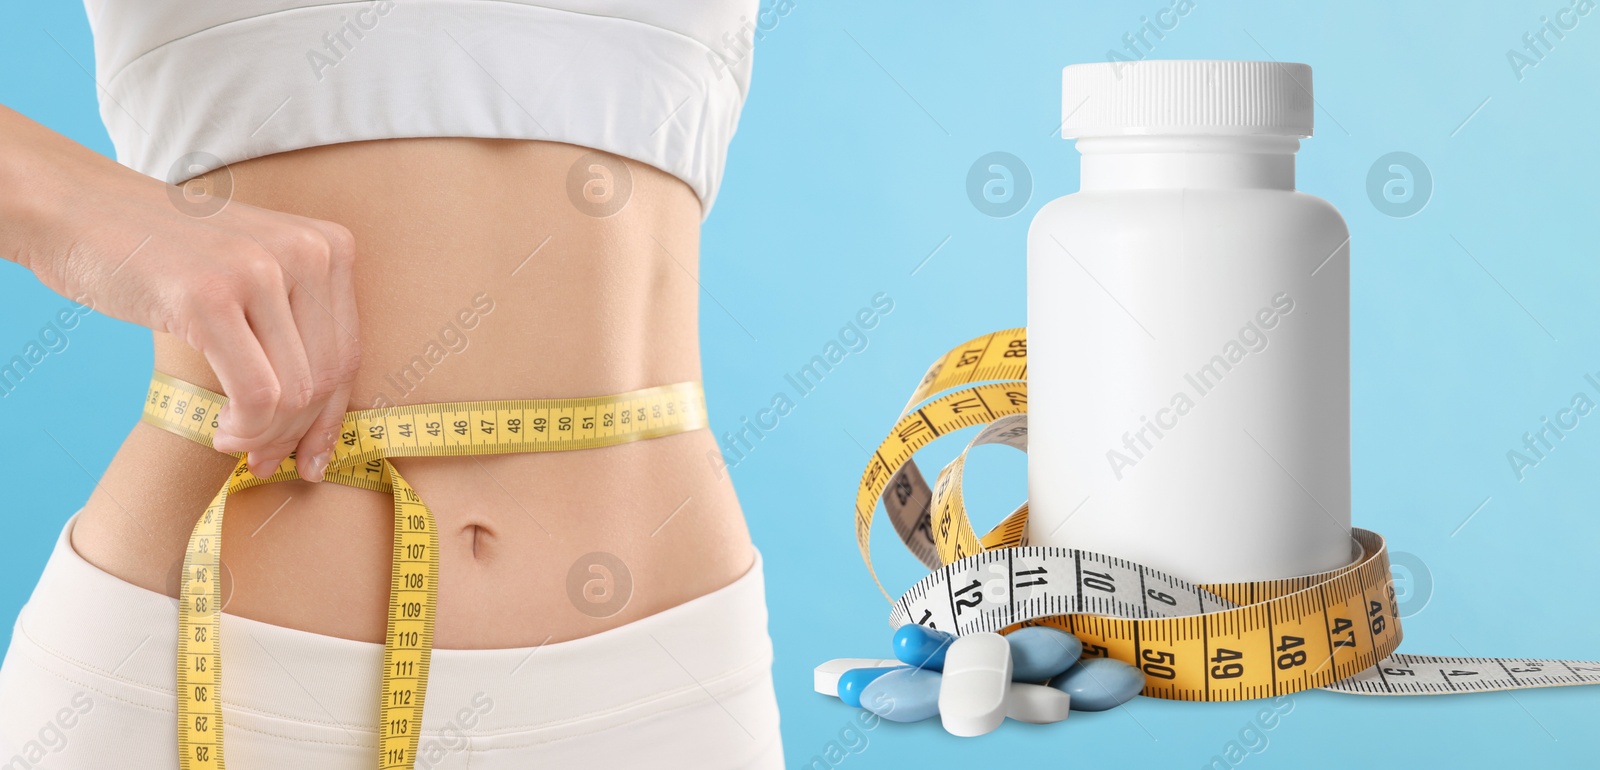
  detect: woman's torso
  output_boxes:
[72,138,753,649]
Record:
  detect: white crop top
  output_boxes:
[83,0,757,212]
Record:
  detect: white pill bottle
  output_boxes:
[1026,61,1352,584]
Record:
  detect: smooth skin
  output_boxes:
[0,106,754,649]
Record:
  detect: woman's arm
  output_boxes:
[0,105,360,482]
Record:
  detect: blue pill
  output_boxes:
[1006,627,1083,682]
[1048,657,1145,712]
[860,667,942,723]
[893,625,954,670]
[837,666,906,708]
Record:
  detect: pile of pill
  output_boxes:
[814,625,1145,737]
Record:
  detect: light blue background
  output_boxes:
[3,1,1599,767]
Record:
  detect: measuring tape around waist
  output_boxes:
[142,371,707,769]
[855,329,1600,700]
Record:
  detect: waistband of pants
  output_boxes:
[15,511,774,736]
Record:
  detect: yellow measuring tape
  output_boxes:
[856,329,1600,700]
[141,371,706,769]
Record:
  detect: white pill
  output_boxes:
[814,658,901,696]
[1006,683,1071,724]
[938,632,1012,737]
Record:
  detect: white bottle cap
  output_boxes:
[1061,60,1314,138]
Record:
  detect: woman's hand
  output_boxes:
[0,106,360,482]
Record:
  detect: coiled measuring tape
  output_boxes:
[142,371,706,769]
[856,329,1600,700]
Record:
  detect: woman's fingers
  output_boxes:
[287,220,360,482]
[286,296,341,483]
[213,224,362,482]
[193,303,279,457]
[237,279,315,478]
[294,397,348,483]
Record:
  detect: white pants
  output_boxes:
[0,514,784,768]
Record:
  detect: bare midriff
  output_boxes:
[71,138,753,649]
